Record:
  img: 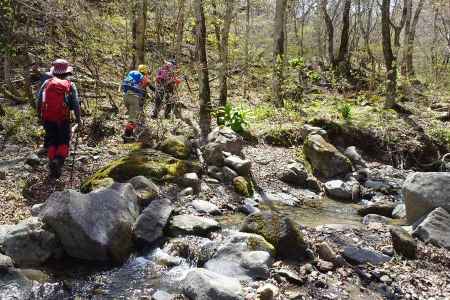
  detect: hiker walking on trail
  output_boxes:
[36,59,81,179]
[151,59,182,119]
[121,64,153,140]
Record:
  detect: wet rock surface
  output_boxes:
[413,207,450,250]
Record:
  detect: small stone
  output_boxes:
[380,275,392,284]
[191,199,221,215]
[358,203,396,217]
[224,155,251,176]
[181,173,200,192]
[178,187,194,199]
[208,166,224,182]
[381,246,394,257]
[274,269,304,285]
[31,203,46,217]
[342,246,391,265]
[25,154,41,168]
[390,226,417,259]
[233,176,251,197]
[316,260,334,272]
[223,166,239,183]
[169,215,221,237]
[392,203,406,219]
[362,214,392,225]
[256,284,279,300]
[324,180,354,201]
[0,253,14,270]
[0,170,6,180]
[316,242,337,262]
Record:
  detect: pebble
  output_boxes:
[317,260,334,273]
[316,242,337,262]
[256,284,279,300]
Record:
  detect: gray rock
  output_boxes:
[358,202,395,217]
[0,254,14,270]
[152,290,174,300]
[241,212,308,260]
[191,199,220,215]
[205,232,274,280]
[133,198,173,244]
[306,176,322,193]
[324,180,354,201]
[224,155,251,177]
[392,204,406,219]
[25,154,41,167]
[403,172,450,223]
[239,199,260,215]
[316,242,337,263]
[152,248,182,267]
[178,187,194,198]
[202,127,244,166]
[317,259,334,272]
[342,246,391,265]
[303,134,352,178]
[169,215,221,237]
[390,226,417,259]
[182,268,244,300]
[31,203,46,217]
[344,146,367,169]
[412,207,450,250]
[362,214,392,225]
[160,135,191,159]
[128,176,160,207]
[300,124,327,139]
[40,183,140,262]
[1,217,61,267]
[279,162,309,187]
[208,166,224,181]
[181,173,200,192]
[223,166,239,183]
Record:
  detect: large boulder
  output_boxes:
[224,155,251,177]
[169,215,221,237]
[324,180,354,201]
[358,202,395,218]
[303,134,352,178]
[182,268,244,300]
[204,232,275,280]
[202,127,244,166]
[81,148,200,193]
[159,135,191,159]
[40,183,140,262]
[0,217,61,267]
[343,146,367,170]
[403,172,450,224]
[240,212,308,260]
[412,207,450,250]
[133,198,174,244]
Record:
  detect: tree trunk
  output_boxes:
[337,0,351,61]
[194,0,211,143]
[272,0,287,108]
[175,0,186,60]
[381,0,397,108]
[244,0,250,99]
[218,0,234,106]
[133,0,148,67]
[402,0,425,76]
[321,0,335,65]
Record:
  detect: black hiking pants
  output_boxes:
[44,121,71,161]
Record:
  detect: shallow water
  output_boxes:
[217,196,362,229]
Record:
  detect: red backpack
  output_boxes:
[41,78,72,122]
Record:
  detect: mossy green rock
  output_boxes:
[233,176,252,197]
[160,135,191,159]
[241,211,308,260]
[262,124,304,147]
[81,149,200,193]
[303,134,352,178]
[89,177,115,191]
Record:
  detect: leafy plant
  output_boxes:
[337,103,353,121]
[214,103,249,134]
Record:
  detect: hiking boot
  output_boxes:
[48,160,58,178]
[53,157,64,179]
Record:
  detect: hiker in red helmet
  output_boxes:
[151,59,182,119]
[36,59,81,179]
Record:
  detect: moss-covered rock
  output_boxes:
[81,149,200,193]
[303,134,352,178]
[240,212,308,260]
[89,177,115,192]
[233,176,252,197]
[262,124,304,147]
[160,135,191,159]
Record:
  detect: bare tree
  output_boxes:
[132,0,148,67]
[335,0,352,75]
[194,0,211,142]
[320,0,335,64]
[272,0,288,107]
[175,0,187,60]
[381,0,397,108]
[401,0,425,76]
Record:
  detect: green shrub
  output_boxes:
[337,103,353,121]
[0,106,42,146]
[214,103,249,134]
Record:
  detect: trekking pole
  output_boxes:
[70,124,79,186]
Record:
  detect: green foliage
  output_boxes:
[250,104,276,122]
[337,103,353,122]
[0,107,42,145]
[429,126,450,147]
[214,103,249,134]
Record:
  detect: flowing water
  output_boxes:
[12,196,362,299]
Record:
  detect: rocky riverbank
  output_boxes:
[0,126,449,299]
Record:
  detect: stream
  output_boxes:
[23,196,362,299]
